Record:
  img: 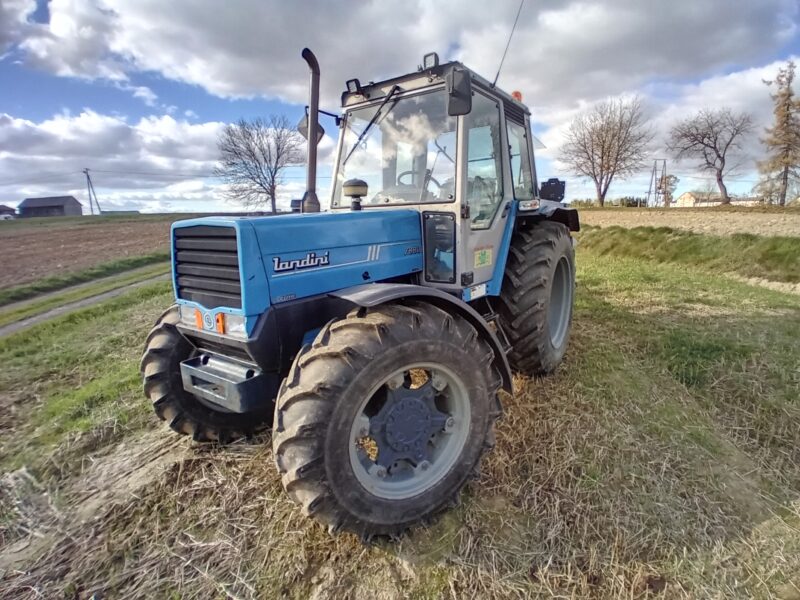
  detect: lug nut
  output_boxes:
[376,467,387,478]
[419,461,431,471]
[445,417,455,431]
[358,426,369,437]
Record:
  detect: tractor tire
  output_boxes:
[140,305,273,442]
[272,302,503,540]
[497,221,575,375]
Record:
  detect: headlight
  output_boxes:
[519,199,540,211]
[225,314,247,338]
[178,304,200,328]
[177,305,247,339]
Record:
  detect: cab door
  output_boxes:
[458,90,512,297]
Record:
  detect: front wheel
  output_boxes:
[140,306,273,442]
[272,302,502,539]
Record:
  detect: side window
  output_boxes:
[507,120,534,200]
[465,93,503,230]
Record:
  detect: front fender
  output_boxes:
[331,283,513,392]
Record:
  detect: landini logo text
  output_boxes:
[273,252,330,273]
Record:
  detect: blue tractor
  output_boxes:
[141,50,579,538]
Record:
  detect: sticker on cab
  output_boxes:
[474,246,493,269]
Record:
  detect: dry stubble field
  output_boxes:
[580,206,800,237]
[1,208,799,599]
[0,215,176,288]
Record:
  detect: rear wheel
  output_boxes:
[140,305,273,442]
[272,302,502,539]
[497,221,575,375]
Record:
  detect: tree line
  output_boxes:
[560,61,800,207]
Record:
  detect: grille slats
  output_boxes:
[175,250,239,267]
[176,263,240,280]
[177,275,241,295]
[174,226,242,309]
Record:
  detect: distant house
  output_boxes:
[17,196,83,218]
[0,204,15,217]
[674,192,761,208]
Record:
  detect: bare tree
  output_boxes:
[215,115,304,213]
[668,108,754,204]
[760,61,800,207]
[559,96,652,206]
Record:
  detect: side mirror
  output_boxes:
[297,113,325,144]
[446,67,472,116]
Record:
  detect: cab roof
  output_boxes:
[340,60,531,120]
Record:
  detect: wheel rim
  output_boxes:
[348,362,471,500]
[548,255,573,348]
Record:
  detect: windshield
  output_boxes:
[332,90,457,207]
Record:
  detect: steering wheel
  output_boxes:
[397,170,441,190]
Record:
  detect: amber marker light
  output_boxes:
[215,313,226,334]
[194,309,203,329]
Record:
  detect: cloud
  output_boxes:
[0,0,36,55]
[0,111,222,203]
[0,109,336,212]
[2,0,799,203]
[8,0,797,110]
[17,0,127,80]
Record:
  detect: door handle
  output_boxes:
[501,202,511,218]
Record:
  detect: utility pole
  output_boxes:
[82,168,102,215]
[645,159,667,207]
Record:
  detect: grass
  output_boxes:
[579,225,800,283]
[0,263,169,328]
[1,241,799,598]
[0,281,173,475]
[576,204,800,213]
[0,252,170,306]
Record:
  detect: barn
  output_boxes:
[18,196,83,218]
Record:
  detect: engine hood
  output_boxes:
[250,209,423,303]
[172,209,423,317]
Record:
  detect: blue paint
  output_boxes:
[486,201,518,296]
[171,210,423,337]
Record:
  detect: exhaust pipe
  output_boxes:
[301,48,321,213]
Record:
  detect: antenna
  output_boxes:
[492,0,526,88]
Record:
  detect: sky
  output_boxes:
[1,0,799,213]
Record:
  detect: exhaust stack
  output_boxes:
[301,48,321,213]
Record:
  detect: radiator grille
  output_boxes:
[174,225,241,309]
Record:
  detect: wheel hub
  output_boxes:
[369,382,449,468]
[385,398,431,452]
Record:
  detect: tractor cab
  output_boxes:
[327,53,571,299]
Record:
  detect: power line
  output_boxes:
[0,172,79,186]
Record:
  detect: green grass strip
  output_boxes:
[0,251,170,306]
[0,263,169,328]
[578,225,800,283]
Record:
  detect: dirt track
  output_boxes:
[580,209,800,237]
[0,220,172,288]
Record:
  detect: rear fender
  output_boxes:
[519,199,580,232]
[331,283,513,392]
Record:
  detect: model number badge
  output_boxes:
[273,251,330,273]
[202,312,214,330]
